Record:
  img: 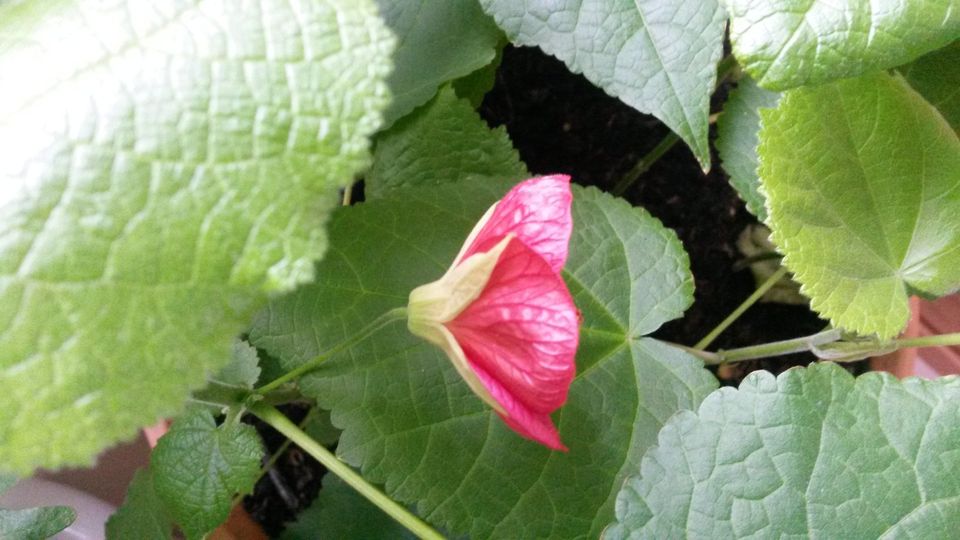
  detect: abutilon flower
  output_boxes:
[407,175,579,450]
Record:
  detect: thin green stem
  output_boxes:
[250,403,444,540]
[255,307,408,395]
[684,329,960,366]
[694,266,789,350]
[712,328,842,364]
[611,132,680,196]
[893,332,960,349]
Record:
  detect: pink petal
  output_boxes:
[470,359,568,451]
[459,175,573,273]
[448,237,578,448]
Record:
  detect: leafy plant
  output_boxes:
[1,0,959,538]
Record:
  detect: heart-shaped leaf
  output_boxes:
[151,409,263,539]
[0,0,394,472]
[759,71,960,338]
[606,362,960,538]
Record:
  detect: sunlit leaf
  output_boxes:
[0,0,394,472]
[759,72,960,338]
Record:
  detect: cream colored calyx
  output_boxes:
[407,234,513,345]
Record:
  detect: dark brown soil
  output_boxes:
[246,44,861,536]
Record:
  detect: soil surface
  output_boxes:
[246,45,863,535]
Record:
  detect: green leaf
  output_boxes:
[452,37,506,109]
[304,409,341,448]
[366,86,528,199]
[605,362,960,538]
[899,40,960,133]
[215,340,262,389]
[0,0,394,472]
[106,470,173,540]
[0,506,76,540]
[251,181,717,538]
[724,0,960,90]
[150,409,263,539]
[280,475,413,540]
[759,71,960,338]
[479,0,726,170]
[376,0,502,127]
[716,76,781,221]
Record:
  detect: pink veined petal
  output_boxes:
[447,238,578,448]
[458,175,573,273]
[469,359,568,451]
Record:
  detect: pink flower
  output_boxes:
[407,176,579,450]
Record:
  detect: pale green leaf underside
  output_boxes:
[716,76,781,221]
[375,0,502,127]
[106,470,173,540]
[280,475,413,540]
[367,86,528,199]
[215,340,262,389]
[606,362,960,538]
[759,71,960,338]
[0,0,393,472]
[151,409,262,539]
[251,181,716,538]
[724,0,960,90]
[899,40,960,133]
[479,0,725,170]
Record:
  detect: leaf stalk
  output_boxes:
[249,403,444,540]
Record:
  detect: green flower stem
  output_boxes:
[694,266,790,350]
[255,307,408,395]
[250,403,444,540]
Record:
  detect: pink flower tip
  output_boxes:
[408,176,579,451]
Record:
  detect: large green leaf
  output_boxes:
[280,475,413,540]
[605,362,960,538]
[724,0,960,90]
[366,86,528,199]
[716,76,780,221]
[151,409,263,539]
[376,0,502,127]
[251,181,717,538]
[479,0,726,170]
[899,40,960,133]
[106,470,173,540]
[0,0,393,472]
[759,71,960,338]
